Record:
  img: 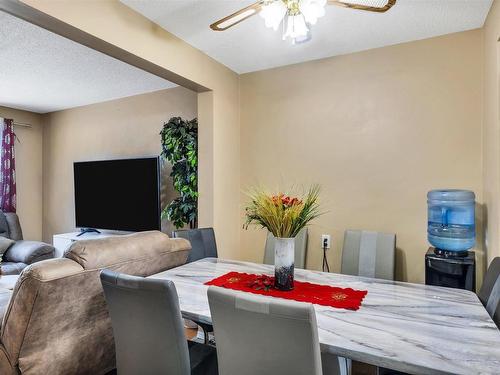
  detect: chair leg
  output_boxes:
[201,325,209,345]
[344,358,352,375]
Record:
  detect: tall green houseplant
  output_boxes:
[160,117,198,229]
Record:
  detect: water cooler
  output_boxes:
[425,190,476,292]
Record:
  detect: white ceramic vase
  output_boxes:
[274,237,295,290]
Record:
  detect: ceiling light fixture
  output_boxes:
[260,0,326,44]
[210,0,397,44]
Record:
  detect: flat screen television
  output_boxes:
[74,157,161,232]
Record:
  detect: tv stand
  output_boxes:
[77,228,102,237]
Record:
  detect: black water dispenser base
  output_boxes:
[433,248,469,257]
[425,247,475,292]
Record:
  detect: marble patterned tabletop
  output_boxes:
[148,258,500,375]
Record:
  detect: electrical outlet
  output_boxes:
[321,234,331,249]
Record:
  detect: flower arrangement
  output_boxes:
[244,185,322,238]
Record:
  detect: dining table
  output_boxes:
[148,258,500,375]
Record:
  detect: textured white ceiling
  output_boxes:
[121,0,493,74]
[0,11,176,114]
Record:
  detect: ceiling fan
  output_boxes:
[210,0,396,44]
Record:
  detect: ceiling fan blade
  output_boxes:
[210,1,264,31]
[328,0,396,13]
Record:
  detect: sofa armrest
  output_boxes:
[3,241,55,265]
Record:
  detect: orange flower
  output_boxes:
[289,197,302,206]
[271,194,303,208]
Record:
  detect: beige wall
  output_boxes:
[240,30,484,284]
[483,0,500,266]
[22,0,242,260]
[11,0,493,286]
[42,87,197,242]
[0,106,43,241]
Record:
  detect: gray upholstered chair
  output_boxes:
[100,269,217,375]
[263,227,308,269]
[172,227,218,263]
[172,227,218,342]
[341,230,396,281]
[478,257,500,327]
[207,286,348,375]
[341,230,398,375]
[0,211,55,275]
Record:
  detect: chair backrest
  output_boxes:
[263,228,308,269]
[0,231,190,375]
[207,286,323,375]
[485,278,500,327]
[341,230,396,280]
[173,227,218,263]
[478,257,500,326]
[478,257,500,304]
[100,269,190,375]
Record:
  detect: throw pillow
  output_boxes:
[0,211,9,238]
[0,236,15,258]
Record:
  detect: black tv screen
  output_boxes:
[74,157,160,232]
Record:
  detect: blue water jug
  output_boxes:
[427,190,475,252]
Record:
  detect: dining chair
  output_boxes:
[100,269,218,375]
[478,257,500,326]
[172,227,218,343]
[341,230,396,281]
[341,230,397,374]
[172,227,218,263]
[263,227,308,269]
[207,286,348,375]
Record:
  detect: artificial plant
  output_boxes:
[160,116,198,229]
[244,185,322,238]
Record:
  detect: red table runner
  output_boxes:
[205,272,367,310]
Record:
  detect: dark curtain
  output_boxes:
[0,119,16,212]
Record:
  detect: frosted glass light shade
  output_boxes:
[260,0,287,30]
[300,0,327,25]
[259,0,326,44]
[283,14,309,40]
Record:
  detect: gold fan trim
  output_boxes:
[210,1,264,31]
[328,0,396,13]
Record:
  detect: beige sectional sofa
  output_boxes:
[0,231,190,375]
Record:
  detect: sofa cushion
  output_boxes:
[0,212,9,239]
[0,238,14,257]
[3,241,55,264]
[4,214,22,242]
[65,231,190,273]
[0,262,26,276]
